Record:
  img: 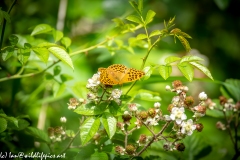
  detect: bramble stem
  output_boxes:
[125,35,161,95]
[133,121,170,158]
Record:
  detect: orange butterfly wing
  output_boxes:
[98,64,145,85]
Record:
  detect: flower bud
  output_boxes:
[184,96,194,107]
[122,111,132,124]
[138,134,147,145]
[195,123,204,132]
[148,108,156,118]
[199,92,207,101]
[216,121,226,130]
[125,144,135,155]
[60,117,67,123]
[219,96,227,105]
[138,111,148,121]
[115,146,125,155]
[117,122,124,130]
[154,102,161,108]
[194,105,206,114]
[172,80,183,89]
[235,101,240,111]
[128,103,137,112]
[175,143,185,151]
[167,104,174,112]
[48,127,55,137]
[165,85,171,91]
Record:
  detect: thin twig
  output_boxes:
[60,129,80,155]
[133,121,170,158]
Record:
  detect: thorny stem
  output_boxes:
[132,121,170,158]
[60,129,80,155]
[223,111,235,145]
[0,0,17,54]
[97,87,107,105]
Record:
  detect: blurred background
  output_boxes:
[0,0,239,159]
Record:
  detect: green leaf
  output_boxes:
[221,79,240,101]
[159,65,172,80]
[17,48,30,65]
[65,130,75,138]
[145,10,156,25]
[61,37,72,48]
[180,55,204,63]
[24,43,32,49]
[2,46,14,61]
[52,29,63,42]
[48,46,74,70]
[9,35,19,46]
[138,0,143,14]
[53,65,61,76]
[112,18,125,26]
[136,33,148,40]
[170,28,192,39]
[74,144,95,160]
[164,56,181,64]
[135,90,161,102]
[129,1,141,15]
[25,127,50,143]
[31,24,52,36]
[2,115,18,127]
[8,118,30,130]
[167,16,176,28]
[74,102,107,116]
[189,61,214,80]
[177,62,194,81]
[149,30,162,38]
[90,152,108,160]
[101,113,117,139]
[32,48,49,63]
[80,117,100,145]
[0,118,7,133]
[176,36,191,52]
[126,15,143,25]
[60,74,73,82]
[54,83,66,97]
[142,66,153,80]
[45,72,54,80]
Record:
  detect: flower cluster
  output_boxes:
[114,80,211,155]
[48,126,66,142]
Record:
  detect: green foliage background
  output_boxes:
[0,0,239,159]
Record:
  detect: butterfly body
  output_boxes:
[98,64,145,85]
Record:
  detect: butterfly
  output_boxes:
[98,64,145,85]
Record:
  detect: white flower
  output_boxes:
[199,92,207,101]
[181,119,196,136]
[79,98,85,103]
[68,105,76,110]
[170,107,187,124]
[111,89,122,99]
[128,103,138,112]
[154,102,161,108]
[193,112,205,118]
[145,117,158,126]
[163,115,171,121]
[60,117,67,123]
[165,85,171,91]
[172,96,180,105]
[86,73,100,89]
